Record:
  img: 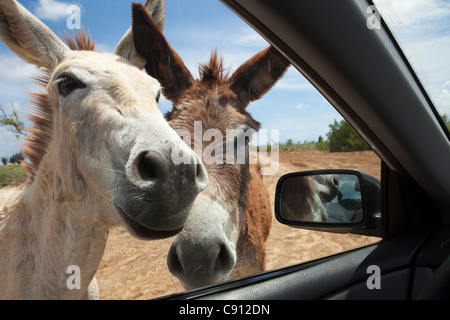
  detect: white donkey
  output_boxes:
[0,0,207,299]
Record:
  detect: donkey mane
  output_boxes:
[198,50,229,83]
[22,29,95,182]
[62,27,96,51]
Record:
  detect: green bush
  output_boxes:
[327,120,370,152]
[0,165,27,188]
[441,114,450,132]
[316,140,330,152]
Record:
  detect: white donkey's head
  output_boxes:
[0,0,207,239]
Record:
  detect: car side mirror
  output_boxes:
[275,170,381,236]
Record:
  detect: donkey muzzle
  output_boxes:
[116,140,207,239]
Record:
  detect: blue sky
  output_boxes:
[0,0,449,158]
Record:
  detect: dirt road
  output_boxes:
[95,151,381,299]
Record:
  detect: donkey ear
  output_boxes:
[228,46,290,107]
[132,2,194,102]
[142,0,166,31]
[114,0,166,70]
[0,0,69,70]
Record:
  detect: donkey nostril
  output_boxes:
[196,163,208,188]
[213,244,234,274]
[167,246,184,275]
[137,151,162,181]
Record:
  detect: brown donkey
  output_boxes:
[132,3,290,289]
[0,0,207,299]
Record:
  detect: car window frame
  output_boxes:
[220,0,450,228]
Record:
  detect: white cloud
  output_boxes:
[0,129,23,157]
[276,77,313,91]
[374,0,450,117]
[434,81,450,115]
[0,55,40,83]
[235,28,269,48]
[0,54,41,109]
[94,42,114,54]
[275,69,314,91]
[374,0,450,27]
[164,23,270,77]
[0,99,32,158]
[295,103,309,110]
[33,0,75,22]
[0,54,37,157]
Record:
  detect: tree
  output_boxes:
[327,120,370,152]
[9,152,24,165]
[0,102,26,139]
[1,157,7,165]
[441,114,450,132]
[316,135,329,152]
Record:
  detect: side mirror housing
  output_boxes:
[275,169,381,236]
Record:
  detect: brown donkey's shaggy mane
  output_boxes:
[22,29,95,182]
[198,50,229,83]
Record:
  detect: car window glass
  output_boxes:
[97,1,381,299]
[0,0,381,300]
[373,0,450,136]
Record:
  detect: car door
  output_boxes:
[161,0,450,300]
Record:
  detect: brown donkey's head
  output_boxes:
[132,3,290,288]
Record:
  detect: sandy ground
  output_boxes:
[95,151,381,300]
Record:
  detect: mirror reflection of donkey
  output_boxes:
[282,175,339,222]
[132,3,291,289]
[0,0,207,299]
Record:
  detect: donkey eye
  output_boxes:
[233,136,249,147]
[155,90,161,103]
[57,77,86,97]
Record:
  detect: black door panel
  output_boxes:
[163,232,427,300]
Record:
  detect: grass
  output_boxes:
[0,164,27,188]
[251,141,330,153]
